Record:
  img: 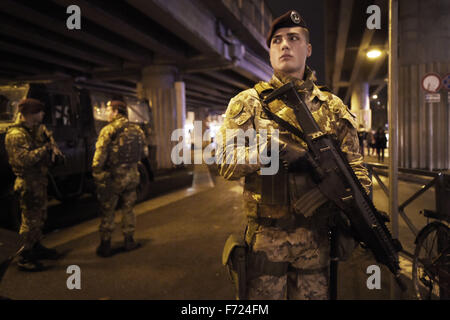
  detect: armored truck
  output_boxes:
[0,77,157,230]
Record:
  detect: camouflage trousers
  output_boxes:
[14,177,48,250]
[246,212,331,300]
[96,170,139,240]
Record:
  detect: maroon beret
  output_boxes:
[266,10,308,47]
[18,98,44,114]
[107,100,127,112]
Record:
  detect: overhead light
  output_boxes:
[372,94,378,100]
[367,49,382,59]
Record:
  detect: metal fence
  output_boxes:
[366,163,449,257]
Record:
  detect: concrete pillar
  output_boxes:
[194,108,209,149]
[141,66,186,169]
[350,81,372,129]
[398,0,450,170]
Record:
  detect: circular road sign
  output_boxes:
[422,73,442,93]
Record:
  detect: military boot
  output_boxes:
[33,242,61,260]
[17,250,45,272]
[96,238,112,257]
[124,234,140,251]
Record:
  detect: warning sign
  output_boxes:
[422,73,442,93]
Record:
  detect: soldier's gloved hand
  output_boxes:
[51,145,66,166]
[273,134,307,170]
[92,171,111,185]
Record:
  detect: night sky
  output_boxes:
[265,0,325,84]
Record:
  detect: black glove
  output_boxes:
[273,134,307,170]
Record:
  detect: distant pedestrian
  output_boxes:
[367,130,376,156]
[357,125,367,157]
[375,128,387,162]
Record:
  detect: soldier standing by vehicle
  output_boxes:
[219,11,371,299]
[5,98,63,271]
[93,100,148,257]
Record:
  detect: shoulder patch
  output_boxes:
[226,99,244,119]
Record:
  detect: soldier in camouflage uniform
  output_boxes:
[93,100,148,257]
[5,98,63,271]
[218,11,371,299]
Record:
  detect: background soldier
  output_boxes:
[92,100,148,257]
[5,98,63,271]
[218,11,371,299]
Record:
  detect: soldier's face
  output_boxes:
[25,110,44,125]
[269,27,312,77]
[106,106,118,122]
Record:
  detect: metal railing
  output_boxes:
[365,163,448,257]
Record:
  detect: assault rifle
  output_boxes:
[262,82,406,292]
[42,125,66,166]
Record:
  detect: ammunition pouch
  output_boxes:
[114,123,143,165]
[260,167,289,206]
[222,234,248,300]
[247,251,289,280]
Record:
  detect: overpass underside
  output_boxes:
[0,0,274,168]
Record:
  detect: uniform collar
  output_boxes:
[17,117,39,133]
[111,114,127,123]
[269,66,329,103]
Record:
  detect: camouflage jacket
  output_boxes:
[217,67,372,220]
[92,114,147,183]
[5,120,51,179]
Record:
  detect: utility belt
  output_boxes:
[253,214,311,231]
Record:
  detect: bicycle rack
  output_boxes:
[364,163,449,258]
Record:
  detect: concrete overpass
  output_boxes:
[0,0,274,168]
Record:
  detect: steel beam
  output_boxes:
[0,0,151,64]
[52,0,185,61]
[203,72,250,91]
[0,13,121,68]
[0,40,91,72]
[332,0,354,93]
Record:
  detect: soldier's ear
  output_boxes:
[307,44,312,58]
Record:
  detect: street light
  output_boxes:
[367,49,382,59]
[372,94,378,99]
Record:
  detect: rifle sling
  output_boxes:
[260,101,306,142]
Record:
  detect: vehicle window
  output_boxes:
[125,97,150,124]
[0,85,28,122]
[51,94,72,126]
[90,91,110,122]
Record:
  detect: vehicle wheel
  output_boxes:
[136,162,151,202]
[412,221,450,300]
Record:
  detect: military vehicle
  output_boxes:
[0,77,157,230]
